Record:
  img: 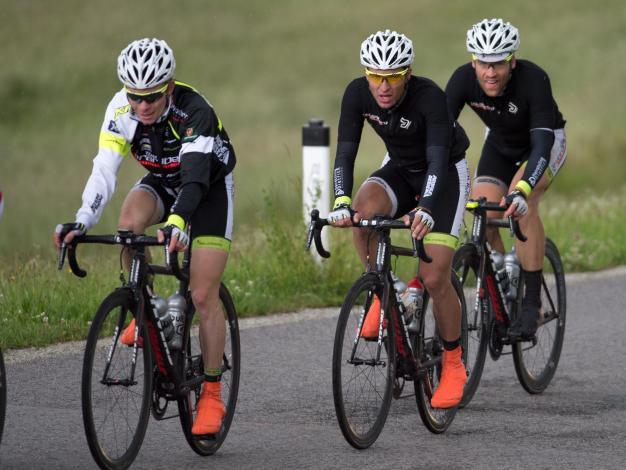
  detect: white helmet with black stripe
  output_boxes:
[466,18,520,62]
[117,38,176,89]
[360,29,414,69]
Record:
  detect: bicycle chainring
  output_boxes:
[488,317,503,361]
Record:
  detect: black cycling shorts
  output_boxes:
[365,158,469,241]
[133,172,234,251]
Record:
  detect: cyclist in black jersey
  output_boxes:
[445,19,567,339]
[53,38,235,436]
[329,30,470,409]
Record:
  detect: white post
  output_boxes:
[302,119,330,258]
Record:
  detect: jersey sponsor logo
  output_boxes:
[363,113,388,126]
[140,137,152,154]
[213,135,230,163]
[170,105,189,121]
[136,153,181,169]
[423,175,437,198]
[107,120,120,134]
[508,102,518,114]
[400,117,411,129]
[469,101,496,112]
[114,104,131,120]
[334,167,345,195]
[528,157,548,186]
[183,127,198,142]
[90,193,103,214]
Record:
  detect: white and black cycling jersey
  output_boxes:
[76,81,236,229]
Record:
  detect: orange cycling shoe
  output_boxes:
[360,295,386,339]
[192,382,226,436]
[430,346,467,409]
[120,319,143,347]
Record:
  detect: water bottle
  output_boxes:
[166,293,186,350]
[392,273,407,303]
[504,248,520,300]
[151,295,174,342]
[403,277,424,333]
[490,251,509,292]
[401,278,423,315]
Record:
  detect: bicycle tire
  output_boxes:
[332,273,394,449]
[452,243,489,408]
[513,238,566,393]
[0,349,6,446]
[414,272,467,433]
[178,283,240,456]
[82,289,153,470]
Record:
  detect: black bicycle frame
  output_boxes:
[60,232,204,397]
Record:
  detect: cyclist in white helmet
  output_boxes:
[328,30,471,408]
[446,19,567,339]
[53,38,236,437]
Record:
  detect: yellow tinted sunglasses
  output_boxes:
[364,68,410,86]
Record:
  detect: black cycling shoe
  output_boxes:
[509,305,539,340]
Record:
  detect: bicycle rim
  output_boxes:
[513,238,567,393]
[453,244,488,408]
[82,289,152,470]
[332,273,394,449]
[414,273,466,433]
[178,283,240,456]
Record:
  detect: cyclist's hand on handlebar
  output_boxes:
[502,189,529,218]
[328,197,354,227]
[54,222,86,250]
[403,207,434,240]
[158,215,189,252]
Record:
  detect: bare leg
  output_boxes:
[418,243,459,341]
[471,180,507,253]
[190,247,228,372]
[508,169,550,271]
[352,182,394,268]
[117,188,162,268]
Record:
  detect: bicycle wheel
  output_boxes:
[513,238,566,393]
[82,289,153,470]
[414,272,467,433]
[452,243,489,408]
[332,273,395,449]
[178,283,240,456]
[0,349,6,446]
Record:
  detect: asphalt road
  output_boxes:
[2,268,625,469]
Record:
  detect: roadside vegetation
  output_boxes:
[1,0,625,348]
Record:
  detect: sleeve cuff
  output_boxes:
[515,180,532,198]
[333,196,352,209]
[165,214,186,231]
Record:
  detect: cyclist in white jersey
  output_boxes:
[53,38,236,436]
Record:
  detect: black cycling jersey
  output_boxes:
[446,59,566,160]
[334,76,469,212]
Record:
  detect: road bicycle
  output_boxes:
[0,347,5,446]
[453,198,566,406]
[58,230,240,469]
[307,210,468,449]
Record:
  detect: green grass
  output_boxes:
[0,0,625,348]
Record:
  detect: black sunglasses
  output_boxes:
[126,83,168,104]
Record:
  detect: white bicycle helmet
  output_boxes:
[360,29,414,70]
[117,38,176,89]
[466,19,520,62]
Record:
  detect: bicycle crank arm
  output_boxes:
[178,375,206,395]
